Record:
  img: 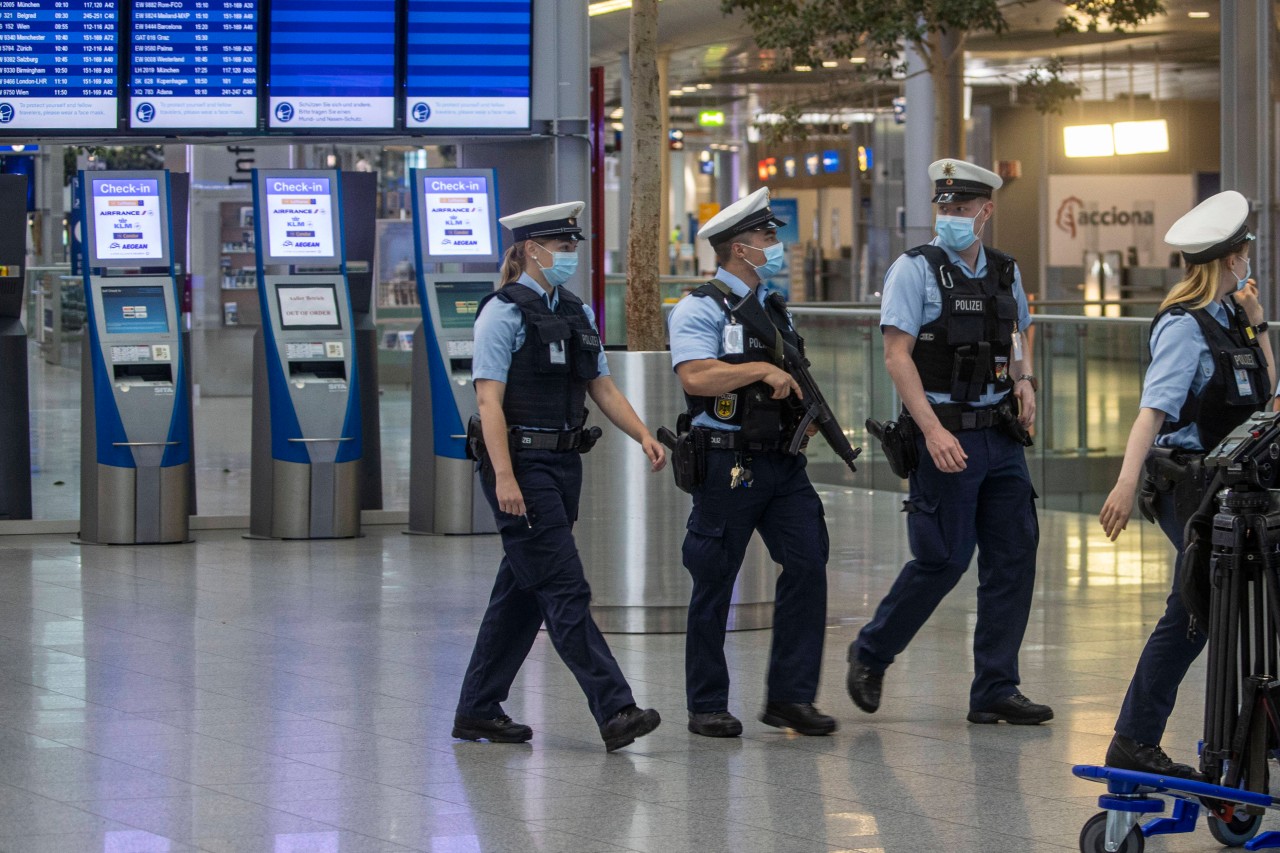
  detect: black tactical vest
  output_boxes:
[907,244,1019,402]
[684,281,803,441]
[1153,302,1270,451]
[477,282,601,430]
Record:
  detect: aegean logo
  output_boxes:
[275,102,295,123]
[135,102,156,123]
[0,103,14,124]
[412,102,431,123]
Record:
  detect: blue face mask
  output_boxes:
[533,247,578,287]
[935,213,982,252]
[741,242,785,279]
[1234,258,1252,291]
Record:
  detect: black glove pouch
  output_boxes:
[670,429,707,494]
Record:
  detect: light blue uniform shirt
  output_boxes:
[668,268,779,430]
[1144,299,1232,451]
[471,272,609,384]
[880,238,1033,407]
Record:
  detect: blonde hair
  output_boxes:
[499,242,529,285]
[1160,259,1223,313]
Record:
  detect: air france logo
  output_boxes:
[275,102,295,123]
[0,103,13,124]
[412,102,431,123]
[135,102,156,123]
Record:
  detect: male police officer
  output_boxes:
[846,160,1053,726]
[668,187,836,738]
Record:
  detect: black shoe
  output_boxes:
[1106,734,1205,782]
[846,650,883,714]
[966,693,1054,725]
[759,702,838,736]
[688,711,743,738]
[600,705,661,752]
[451,713,532,743]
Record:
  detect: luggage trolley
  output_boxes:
[1075,411,1280,852]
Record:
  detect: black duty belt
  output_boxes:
[509,427,585,451]
[694,427,785,452]
[930,401,1009,432]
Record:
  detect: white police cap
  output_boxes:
[499,201,585,243]
[929,159,1003,203]
[1164,190,1255,264]
[697,187,787,247]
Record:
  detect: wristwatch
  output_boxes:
[1016,374,1039,393]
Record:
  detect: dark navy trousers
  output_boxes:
[456,449,635,727]
[1114,489,1206,745]
[682,448,829,713]
[854,426,1039,710]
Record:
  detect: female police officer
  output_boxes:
[452,201,666,752]
[1099,190,1275,778]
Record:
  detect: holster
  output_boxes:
[465,414,486,462]
[996,397,1033,448]
[1139,446,1208,529]
[662,412,707,494]
[578,426,603,455]
[865,412,919,479]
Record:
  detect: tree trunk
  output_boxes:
[932,29,966,161]
[625,0,664,352]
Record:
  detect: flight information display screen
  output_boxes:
[128,0,260,130]
[404,0,530,131]
[267,0,395,129]
[101,284,170,335]
[0,0,120,131]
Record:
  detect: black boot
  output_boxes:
[688,711,742,737]
[452,713,532,743]
[759,702,837,736]
[1106,734,1204,781]
[600,705,661,752]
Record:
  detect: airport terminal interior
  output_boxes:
[2,0,1280,850]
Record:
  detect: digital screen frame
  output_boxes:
[433,277,496,330]
[254,169,343,266]
[412,168,500,264]
[275,282,343,331]
[82,171,172,270]
[100,283,171,335]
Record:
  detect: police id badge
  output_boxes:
[550,341,566,365]
[994,355,1009,382]
[723,321,744,354]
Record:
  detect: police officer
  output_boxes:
[452,201,666,752]
[846,160,1053,726]
[1099,191,1274,778]
[668,187,836,738]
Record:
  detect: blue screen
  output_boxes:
[0,0,120,131]
[404,0,531,130]
[128,0,260,130]
[268,0,396,129]
[102,285,170,334]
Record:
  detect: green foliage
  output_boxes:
[1054,0,1165,34]
[1020,57,1083,114]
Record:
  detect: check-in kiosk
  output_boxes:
[0,174,31,520]
[407,168,500,534]
[77,171,190,544]
[249,169,361,539]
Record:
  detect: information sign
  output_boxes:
[90,177,165,263]
[262,175,336,259]
[420,173,494,258]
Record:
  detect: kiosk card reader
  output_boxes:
[407,168,501,534]
[250,169,361,539]
[77,171,191,544]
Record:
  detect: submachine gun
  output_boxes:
[1189,410,1280,818]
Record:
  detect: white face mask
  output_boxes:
[1233,257,1252,291]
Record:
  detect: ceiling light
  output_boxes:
[681,85,697,92]
[1188,11,1210,18]
[821,61,839,68]
[668,89,683,97]
[696,83,711,90]
[588,0,663,15]
[1063,124,1115,158]
[609,108,623,120]
[850,57,867,64]
[793,65,812,72]
[1113,119,1169,155]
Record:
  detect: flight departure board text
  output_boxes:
[129,0,260,130]
[268,0,395,130]
[0,0,120,131]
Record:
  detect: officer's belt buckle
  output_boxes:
[961,411,978,430]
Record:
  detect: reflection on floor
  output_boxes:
[0,485,1221,852]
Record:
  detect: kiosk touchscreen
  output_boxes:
[250,169,361,539]
[77,171,190,544]
[407,168,500,535]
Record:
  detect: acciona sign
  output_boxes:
[1047,174,1194,267]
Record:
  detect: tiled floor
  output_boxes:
[0,483,1235,852]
